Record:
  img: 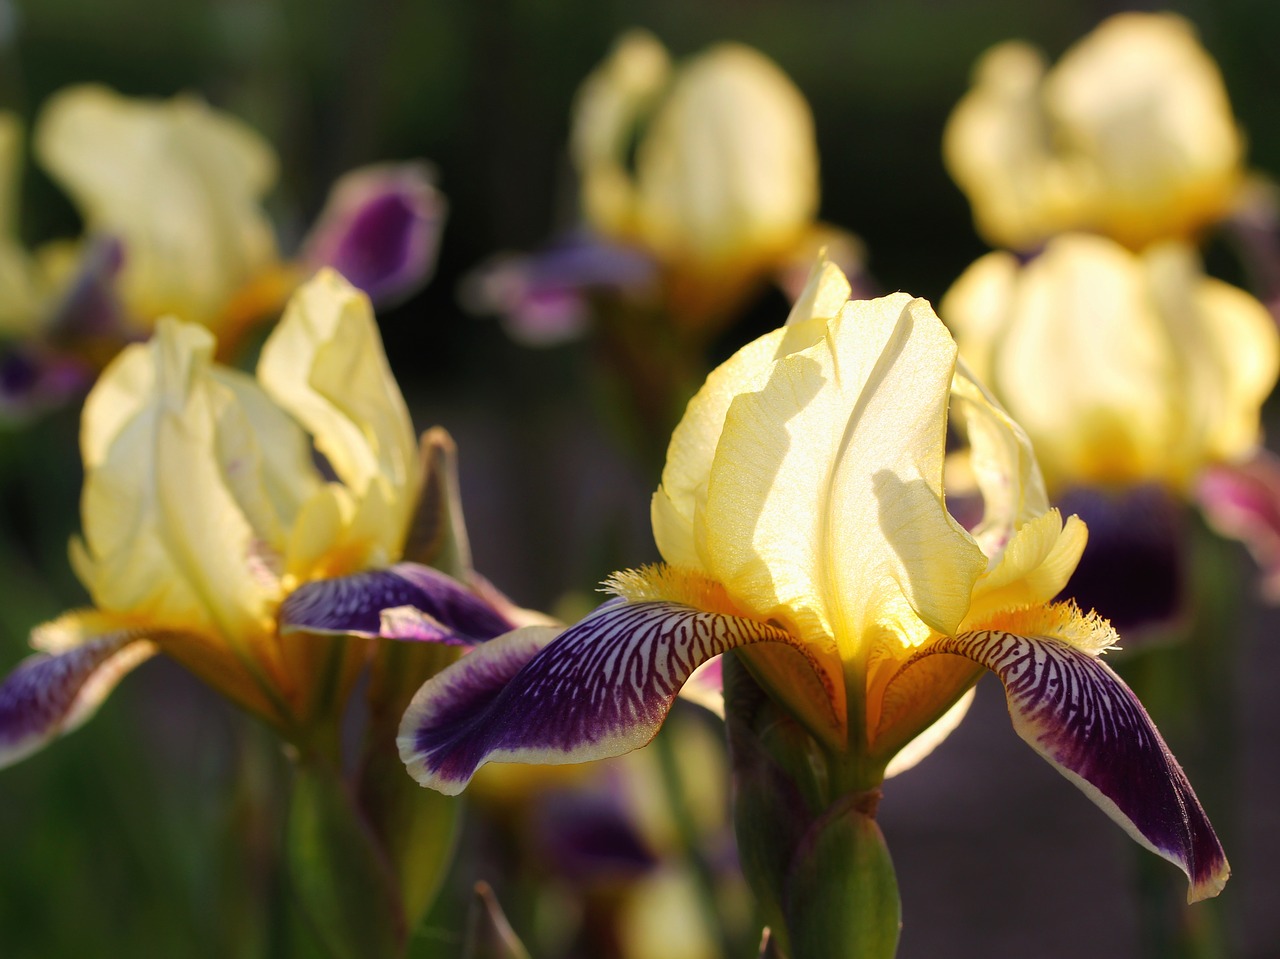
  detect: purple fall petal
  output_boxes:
[278,562,517,646]
[301,162,444,305]
[906,626,1228,901]
[1198,454,1280,601]
[0,634,155,768]
[399,600,793,794]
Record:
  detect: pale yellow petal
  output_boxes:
[34,84,278,327]
[991,234,1176,488]
[76,319,279,645]
[965,511,1088,625]
[571,30,671,238]
[1045,13,1243,247]
[949,361,1048,560]
[258,269,417,560]
[784,253,852,327]
[652,312,828,570]
[701,293,986,656]
[634,43,817,268]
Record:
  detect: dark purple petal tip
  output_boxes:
[910,624,1229,901]
[399,600,792,795]
[0,634,154,768]
[279,563,517,646]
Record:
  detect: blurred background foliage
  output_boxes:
[1,0,1278,956]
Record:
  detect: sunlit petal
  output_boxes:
[258,270,418,567]
[703,294,986,653]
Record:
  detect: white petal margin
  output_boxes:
[0,624,156,768]
[895,607,1229,902]
[398,601,797,795]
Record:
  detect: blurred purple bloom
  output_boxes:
[462,233,658,346]
[1056,484,1188,637]
[302,162,444,306]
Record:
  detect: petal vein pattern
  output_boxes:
[399,600,795,794]
[901,620,1228,901]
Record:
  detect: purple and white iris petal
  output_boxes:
[906,629,1229,902]
[399,600,793,795]
[0,633,155,768]
[278,562,517,646]
[301,162,444,306]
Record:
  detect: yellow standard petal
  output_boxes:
[258,269,418,577]
[944,13,1245,250]
[945,234,1279,493]
[74,318,302,653]
[34,84,279,329]
[701,293,986,657]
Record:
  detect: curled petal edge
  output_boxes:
[398,600,809,795]
[887,603,1229,902]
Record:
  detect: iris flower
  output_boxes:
[0,270,515,764]
[944,13,1245,252]
[944,233,1280,624]
[469,31,864,346]
[396,261,1229,903]
[0,85,442,417]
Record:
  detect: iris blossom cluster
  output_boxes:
[0,85,441,419]
[943,13,1280,631]
[339,260,1230,951]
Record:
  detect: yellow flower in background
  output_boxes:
[944,13,1245,251]
[943,233,1278,494]
[571,30,821,326]
[0,84,441,423]
[35,84,289,335]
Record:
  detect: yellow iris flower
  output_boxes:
[944,12,1245,251]
[943,233,1278,495]
[401,259,1227,902]
[35,84,294,337]
[571,30,820,327]
[50,269,416,728]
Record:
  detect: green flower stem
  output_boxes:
[652,715,741,959]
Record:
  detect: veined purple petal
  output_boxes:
[279,562,518,646]
[0,346,92,422]
[901,623,1228,901]
[0,634,155,768]
[1198,454,1280,601]
[399,600,794,795]
[301,162,444,306]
